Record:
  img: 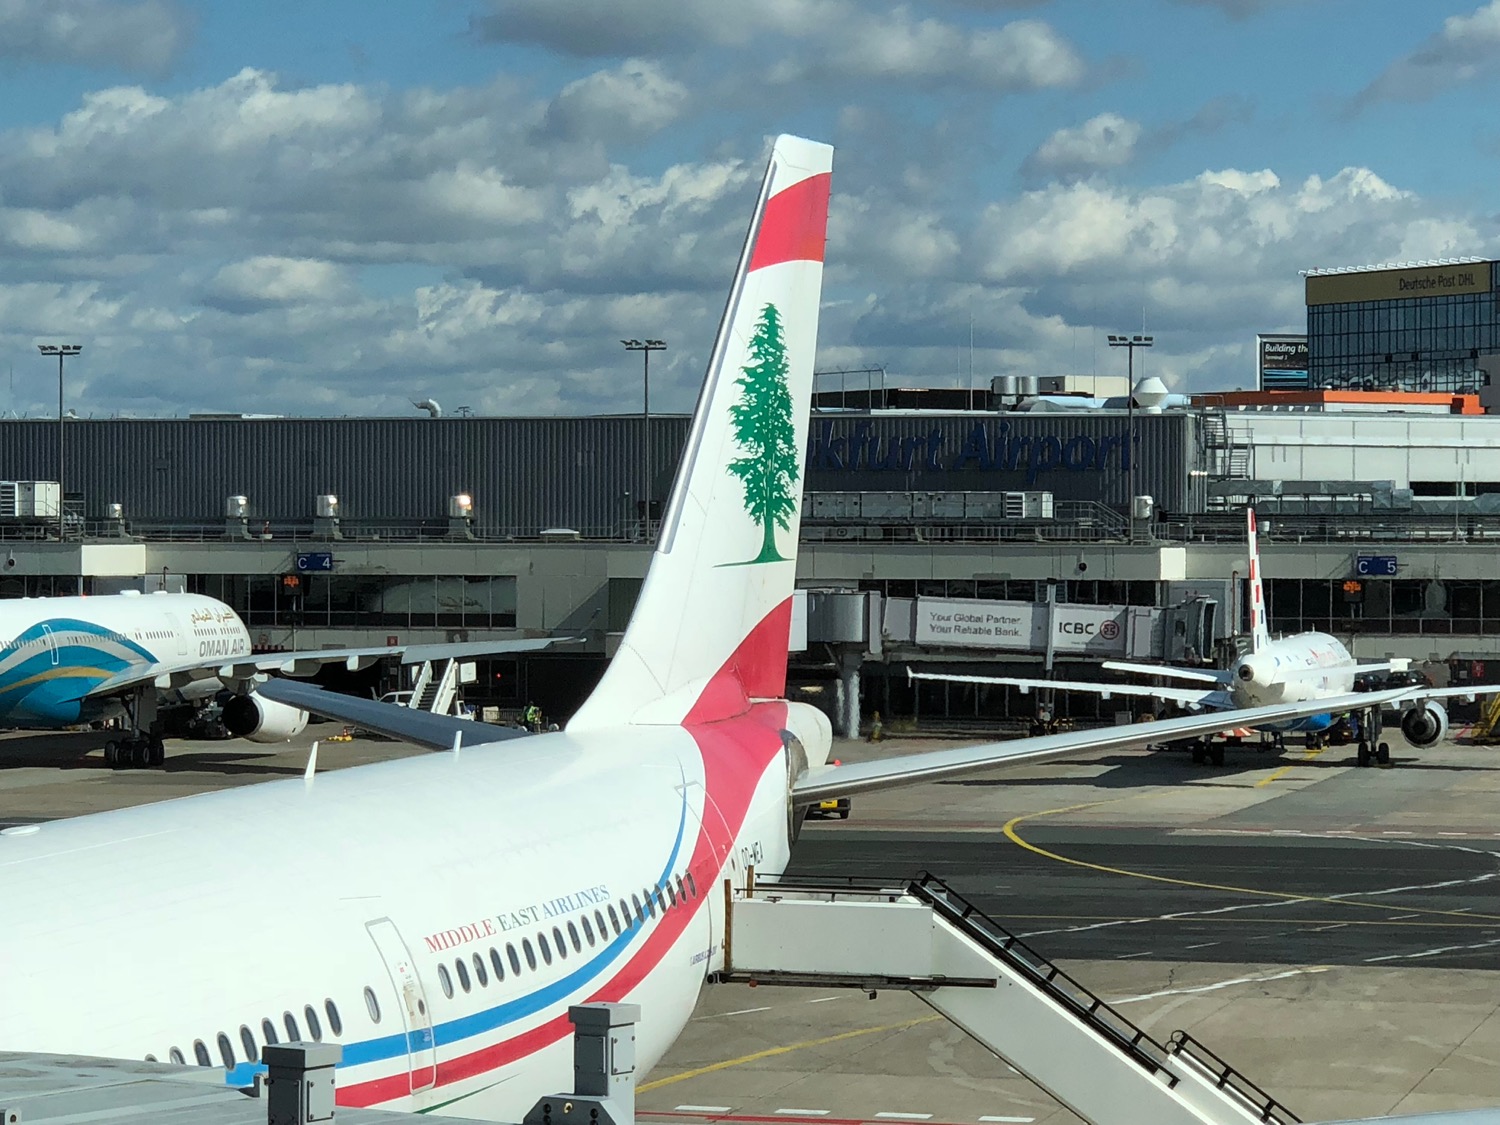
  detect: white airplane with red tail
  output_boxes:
[913,509,1480,766]
[0,135,1409,1121]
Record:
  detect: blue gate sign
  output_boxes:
[1355,555,1397,577]
[296,551,334,572]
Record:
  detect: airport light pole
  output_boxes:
[37,344,81,542]
[622,339,666,527]
[1107,334,1152,524]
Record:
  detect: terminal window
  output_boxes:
[188,573,518,629]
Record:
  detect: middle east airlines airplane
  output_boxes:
[0,589,564,767]
[912,509,1481,766]
[0,135,1407,1121]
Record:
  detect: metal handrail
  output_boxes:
[907,871,1180,1083]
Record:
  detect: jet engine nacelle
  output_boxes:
[223,692,309,743]
[1400,701,1448,748]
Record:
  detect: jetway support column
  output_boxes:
[836,651,862,739]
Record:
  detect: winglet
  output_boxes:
[1246,508,1271,653]
[303,741,319,781]
[451,731,463,756]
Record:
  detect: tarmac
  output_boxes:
[1,722,1497,1124]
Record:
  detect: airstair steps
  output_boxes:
[717,874,1299,1125]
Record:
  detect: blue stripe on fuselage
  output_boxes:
[1256,712,1335,734]
[229,771,693,1085]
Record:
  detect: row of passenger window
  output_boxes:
[148,996,351,1070]
[435,871,701,1000]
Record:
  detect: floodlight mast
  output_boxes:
[37,344,82,542]
[1107,334,1153,524]
[621,339,667,531]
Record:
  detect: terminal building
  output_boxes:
[6,380,1500,732]
[1303,257,1500,394]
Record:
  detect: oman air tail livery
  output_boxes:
[0,136,1414,1123]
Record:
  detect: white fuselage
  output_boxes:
[0,705,800,1121]
[1229,632,1357,708]
[0,592,252,727]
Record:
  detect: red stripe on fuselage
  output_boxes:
[748,173,831,273]
[339,648,791,1109]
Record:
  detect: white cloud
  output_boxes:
[1357,1,1500,106]
[542,60,690,142]
[0,0,189,74]
[1023,113,1143,180]
[473,0,1084,91]
[207,257,351,309]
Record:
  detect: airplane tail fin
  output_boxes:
[568,135,833,731]
[1246,508,1271,654]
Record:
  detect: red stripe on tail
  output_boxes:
[748,173,831,273]
[684,598,794,725]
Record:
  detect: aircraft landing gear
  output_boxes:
[104,736,165,769]
[1353,708,1391,768]
[103,689,166,769]
[1189,739,1225,766]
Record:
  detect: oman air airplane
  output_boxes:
[913,509,1478,767]
[0,136,1404,1121]
[0,589,560,767]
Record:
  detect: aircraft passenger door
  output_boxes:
[39,625,58,666]
[163,613,190,656]
[365,917,437,1092]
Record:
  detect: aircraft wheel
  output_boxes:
[130,741,149,769]
[104,741,117,765]
[1376,742,1391,766]
[1209,744,1226,767]
[1357,741,1371,767]
[1191,743,1207,765]
[149,738,166,767]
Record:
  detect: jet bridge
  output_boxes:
[716,873,1298,1125]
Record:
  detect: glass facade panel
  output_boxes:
[1307,263,1500,393]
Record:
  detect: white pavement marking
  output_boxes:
[1019,843,1500,940]
[1184,941,1219,949]
[775,1111,830,1117]
[1365,935,1500,963]
[675,1107,732,1114]
[1111,966,1332,1005]
[873,1113,933,1119]
[717,1006,771,1018]
[978,1117,1036,1123]
[805,996,843,1004]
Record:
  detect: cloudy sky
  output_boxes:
[3,0,1500,418]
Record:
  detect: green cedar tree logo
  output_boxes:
[725,301,799,565]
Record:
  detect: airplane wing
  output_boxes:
[74,637,575,701]
[257,677,528,747]
[228,636,577,679]
[1100,660,1231,685]
[1354,658,1413,677]
[792,687,1412,802]
[907,669,1230,710]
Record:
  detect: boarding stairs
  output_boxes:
[717,873,1298,1125]
[407,658,461,715]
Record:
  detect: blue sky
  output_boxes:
[2,0,1500,418]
